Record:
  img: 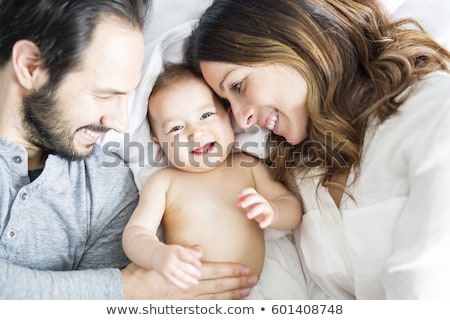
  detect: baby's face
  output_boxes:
[149,77,235,172]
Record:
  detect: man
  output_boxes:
[0,0,256,299]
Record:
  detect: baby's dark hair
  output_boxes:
[151,63,231,109]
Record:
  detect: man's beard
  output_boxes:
[22,83,104,161]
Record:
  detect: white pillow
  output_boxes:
[391,0,450,50]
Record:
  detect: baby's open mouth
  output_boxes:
[192,142,216,155]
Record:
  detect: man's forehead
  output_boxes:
[77,17,144,91]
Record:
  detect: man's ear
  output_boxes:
[11,40,48,90]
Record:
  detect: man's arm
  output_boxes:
[1,259,258,300]
[0,159,138,299]
[0,259,123,299]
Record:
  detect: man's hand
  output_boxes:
[121,261,258,299]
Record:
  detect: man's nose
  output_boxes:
[99,96,129,133]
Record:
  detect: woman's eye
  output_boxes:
[169,125,183,133]
[231,81,242,92]
[201,112,213,119]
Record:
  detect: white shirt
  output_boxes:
[294,71,450,299]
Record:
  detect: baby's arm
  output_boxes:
[122,170,203,289]
[238,160,302,230]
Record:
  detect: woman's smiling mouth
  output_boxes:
[265,111,279,131]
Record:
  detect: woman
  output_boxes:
[186,0,450,299]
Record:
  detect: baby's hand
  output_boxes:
[151,244,203,289]
[237,187,274,228]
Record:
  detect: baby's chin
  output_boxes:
[171,159,225,173]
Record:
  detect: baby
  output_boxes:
[122,64,302,299]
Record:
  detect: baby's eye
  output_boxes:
[168,125,183,133]
[201,112,213,119]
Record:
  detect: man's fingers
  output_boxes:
[200,261,251,280]
[194,275,256,300]
[195,285,252,300]
[194,262,258,299]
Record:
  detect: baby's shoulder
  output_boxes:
[141,166,178,189]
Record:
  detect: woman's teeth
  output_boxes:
[267,113,278,131]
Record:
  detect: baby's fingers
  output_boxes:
[168,265,202,289]
[237,190,264,209]
[257,216,272,229]
[237,187,257,199]
[246,204,272,228]
[167,253,203,288]
[179,249,203,274]
[245,202,266,219]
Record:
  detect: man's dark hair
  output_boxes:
[0,0,151,86]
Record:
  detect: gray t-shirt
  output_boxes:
[0,138,139,299]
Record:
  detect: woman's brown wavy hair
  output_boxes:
[186,0,450,192]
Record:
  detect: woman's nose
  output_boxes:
[99,97,129,133]
[231,103,255,129]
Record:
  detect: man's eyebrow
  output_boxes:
[93,87,128,95]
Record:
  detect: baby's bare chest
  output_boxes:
[163,166,257,239]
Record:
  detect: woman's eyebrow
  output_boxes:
[219,69,235,91]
